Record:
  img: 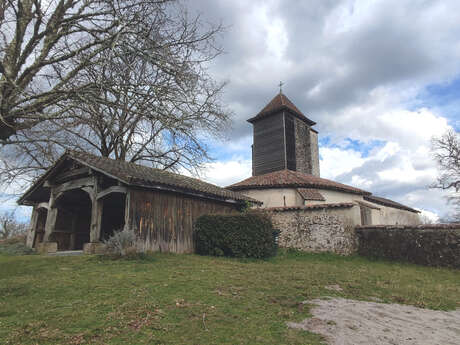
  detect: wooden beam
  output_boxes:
[53,167,91,183]
[37,202,49,210]
[97,186,127,200]
[123,191,131,231]
[43,191,58,242]
[89,176,103,242]
[25,206,39,248]
[54,177,94,196]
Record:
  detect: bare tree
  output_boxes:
[432,130,460,222]
[0,0,168,141]
[0,0,230,187]
[0,210,26,239]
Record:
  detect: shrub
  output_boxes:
[0,235,34,255]
[195,212,278,259]
[103,229,138,257]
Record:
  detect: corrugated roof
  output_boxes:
[247,93,316,125]
[227,169,370,196]
[19,150,260,205]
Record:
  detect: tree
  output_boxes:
[0,210,26,239]
[0,0,168,141]
[0,0,229,188]
[432,130,460,222]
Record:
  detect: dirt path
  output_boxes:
[287,298,460,345]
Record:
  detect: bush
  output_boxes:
[195,213,278,259]
[103,229,138,257]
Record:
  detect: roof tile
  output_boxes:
[247,93,316,125]
[297,188,325,201]
[227,169,370,196]
[19,151,260,205]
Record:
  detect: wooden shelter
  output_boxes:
[19,151,259,254]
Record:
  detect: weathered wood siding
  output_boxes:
[253,113,286,175]
[285,114,296,171]
[128,189,239,253]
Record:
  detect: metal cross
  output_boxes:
[279,81,284,93]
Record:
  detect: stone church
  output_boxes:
[227,92,420,253]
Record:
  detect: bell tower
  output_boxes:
[248,92,320,177]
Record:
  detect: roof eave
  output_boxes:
[227,183,370,196]
[247,106,316,126]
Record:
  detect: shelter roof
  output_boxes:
[18,150,260,206]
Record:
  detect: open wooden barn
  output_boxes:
[18,151,259,254]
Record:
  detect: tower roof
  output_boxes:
[247,92,316,125]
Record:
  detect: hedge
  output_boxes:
[195,213,278,258]
[356,225,460,269]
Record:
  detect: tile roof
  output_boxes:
[363,195,420,213]
[354,200,381,210]
[19,150,260,205]
[227,169,370,196]
[247,92,316,125]
[265,202,355,212]
[297,188,325,201]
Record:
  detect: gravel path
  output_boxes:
[287,298,460,345]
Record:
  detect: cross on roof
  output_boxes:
[279,81,284,93]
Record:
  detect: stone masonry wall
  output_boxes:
[294,118,320,176]
[356,224,460,268]
[267,205,361,255]
[309,130,320,177]
[294,117,310,174]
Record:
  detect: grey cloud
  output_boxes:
[186,0,460,138]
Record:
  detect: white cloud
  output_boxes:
[320,147,365,179]
[418,209,440,223]
[199,159,252,187]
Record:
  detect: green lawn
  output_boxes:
[1,250,459,345]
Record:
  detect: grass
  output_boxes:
[0,250,459,345]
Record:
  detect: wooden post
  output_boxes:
[123,191,131,231]
[26,206,39,248]
[43,190,58,243]
[89,176,102,242]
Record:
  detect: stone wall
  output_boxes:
[309,130,320,177]
[266,203,361,255]
[356,224,460,268]
[294,117,310,175]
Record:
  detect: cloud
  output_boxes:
[200,159,252,187]
[3,1,459,221]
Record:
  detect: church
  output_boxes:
[20,91,421,255]
[227,92,421,226]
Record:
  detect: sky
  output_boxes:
[185,0,460,221]
[5,0,460,223]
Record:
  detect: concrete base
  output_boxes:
[83,242,106,254]
[36,242,58,254]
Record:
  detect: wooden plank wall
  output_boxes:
[253,113,286,175]
[128,189,238,253]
